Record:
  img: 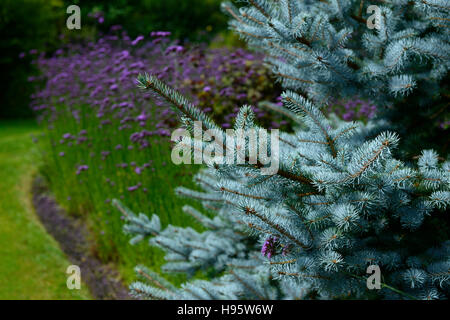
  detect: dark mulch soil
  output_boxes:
[32,176,131,300]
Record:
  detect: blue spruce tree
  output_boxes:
[113,1,449,300]
[221,0,449,156]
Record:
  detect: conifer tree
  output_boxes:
[113,0,449,300]
[221,0,449,156]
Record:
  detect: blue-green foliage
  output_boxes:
[113,1,450,300]
[114,76,449,300]
[221,0,449,109]
[222,0,449,156]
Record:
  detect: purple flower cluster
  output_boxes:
[30,27,285,139]
[150,31,171,37]
[261,236,278,259]
[76,165,89,175]
[87,11,104,24]
[329,97,377,122]
[261,236,291,259]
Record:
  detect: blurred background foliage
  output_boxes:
[1,0,235,119]
[0,0,62,118]
[72,0,228,40]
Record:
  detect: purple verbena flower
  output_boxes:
[127,185,139,192]
[165,45,184,54]
[261,236,278,259]
[76,165,89,175]
[131,35,144,46]
[137,113,147,121]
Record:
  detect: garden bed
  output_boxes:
[32,175,130,300]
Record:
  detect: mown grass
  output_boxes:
[38,106,205,286]
[0,120,91,299]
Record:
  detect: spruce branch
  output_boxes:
[137,73,221,132]
[343,271,419,300]
[243,206,310,250]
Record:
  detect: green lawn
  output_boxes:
[0,120,91,299]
